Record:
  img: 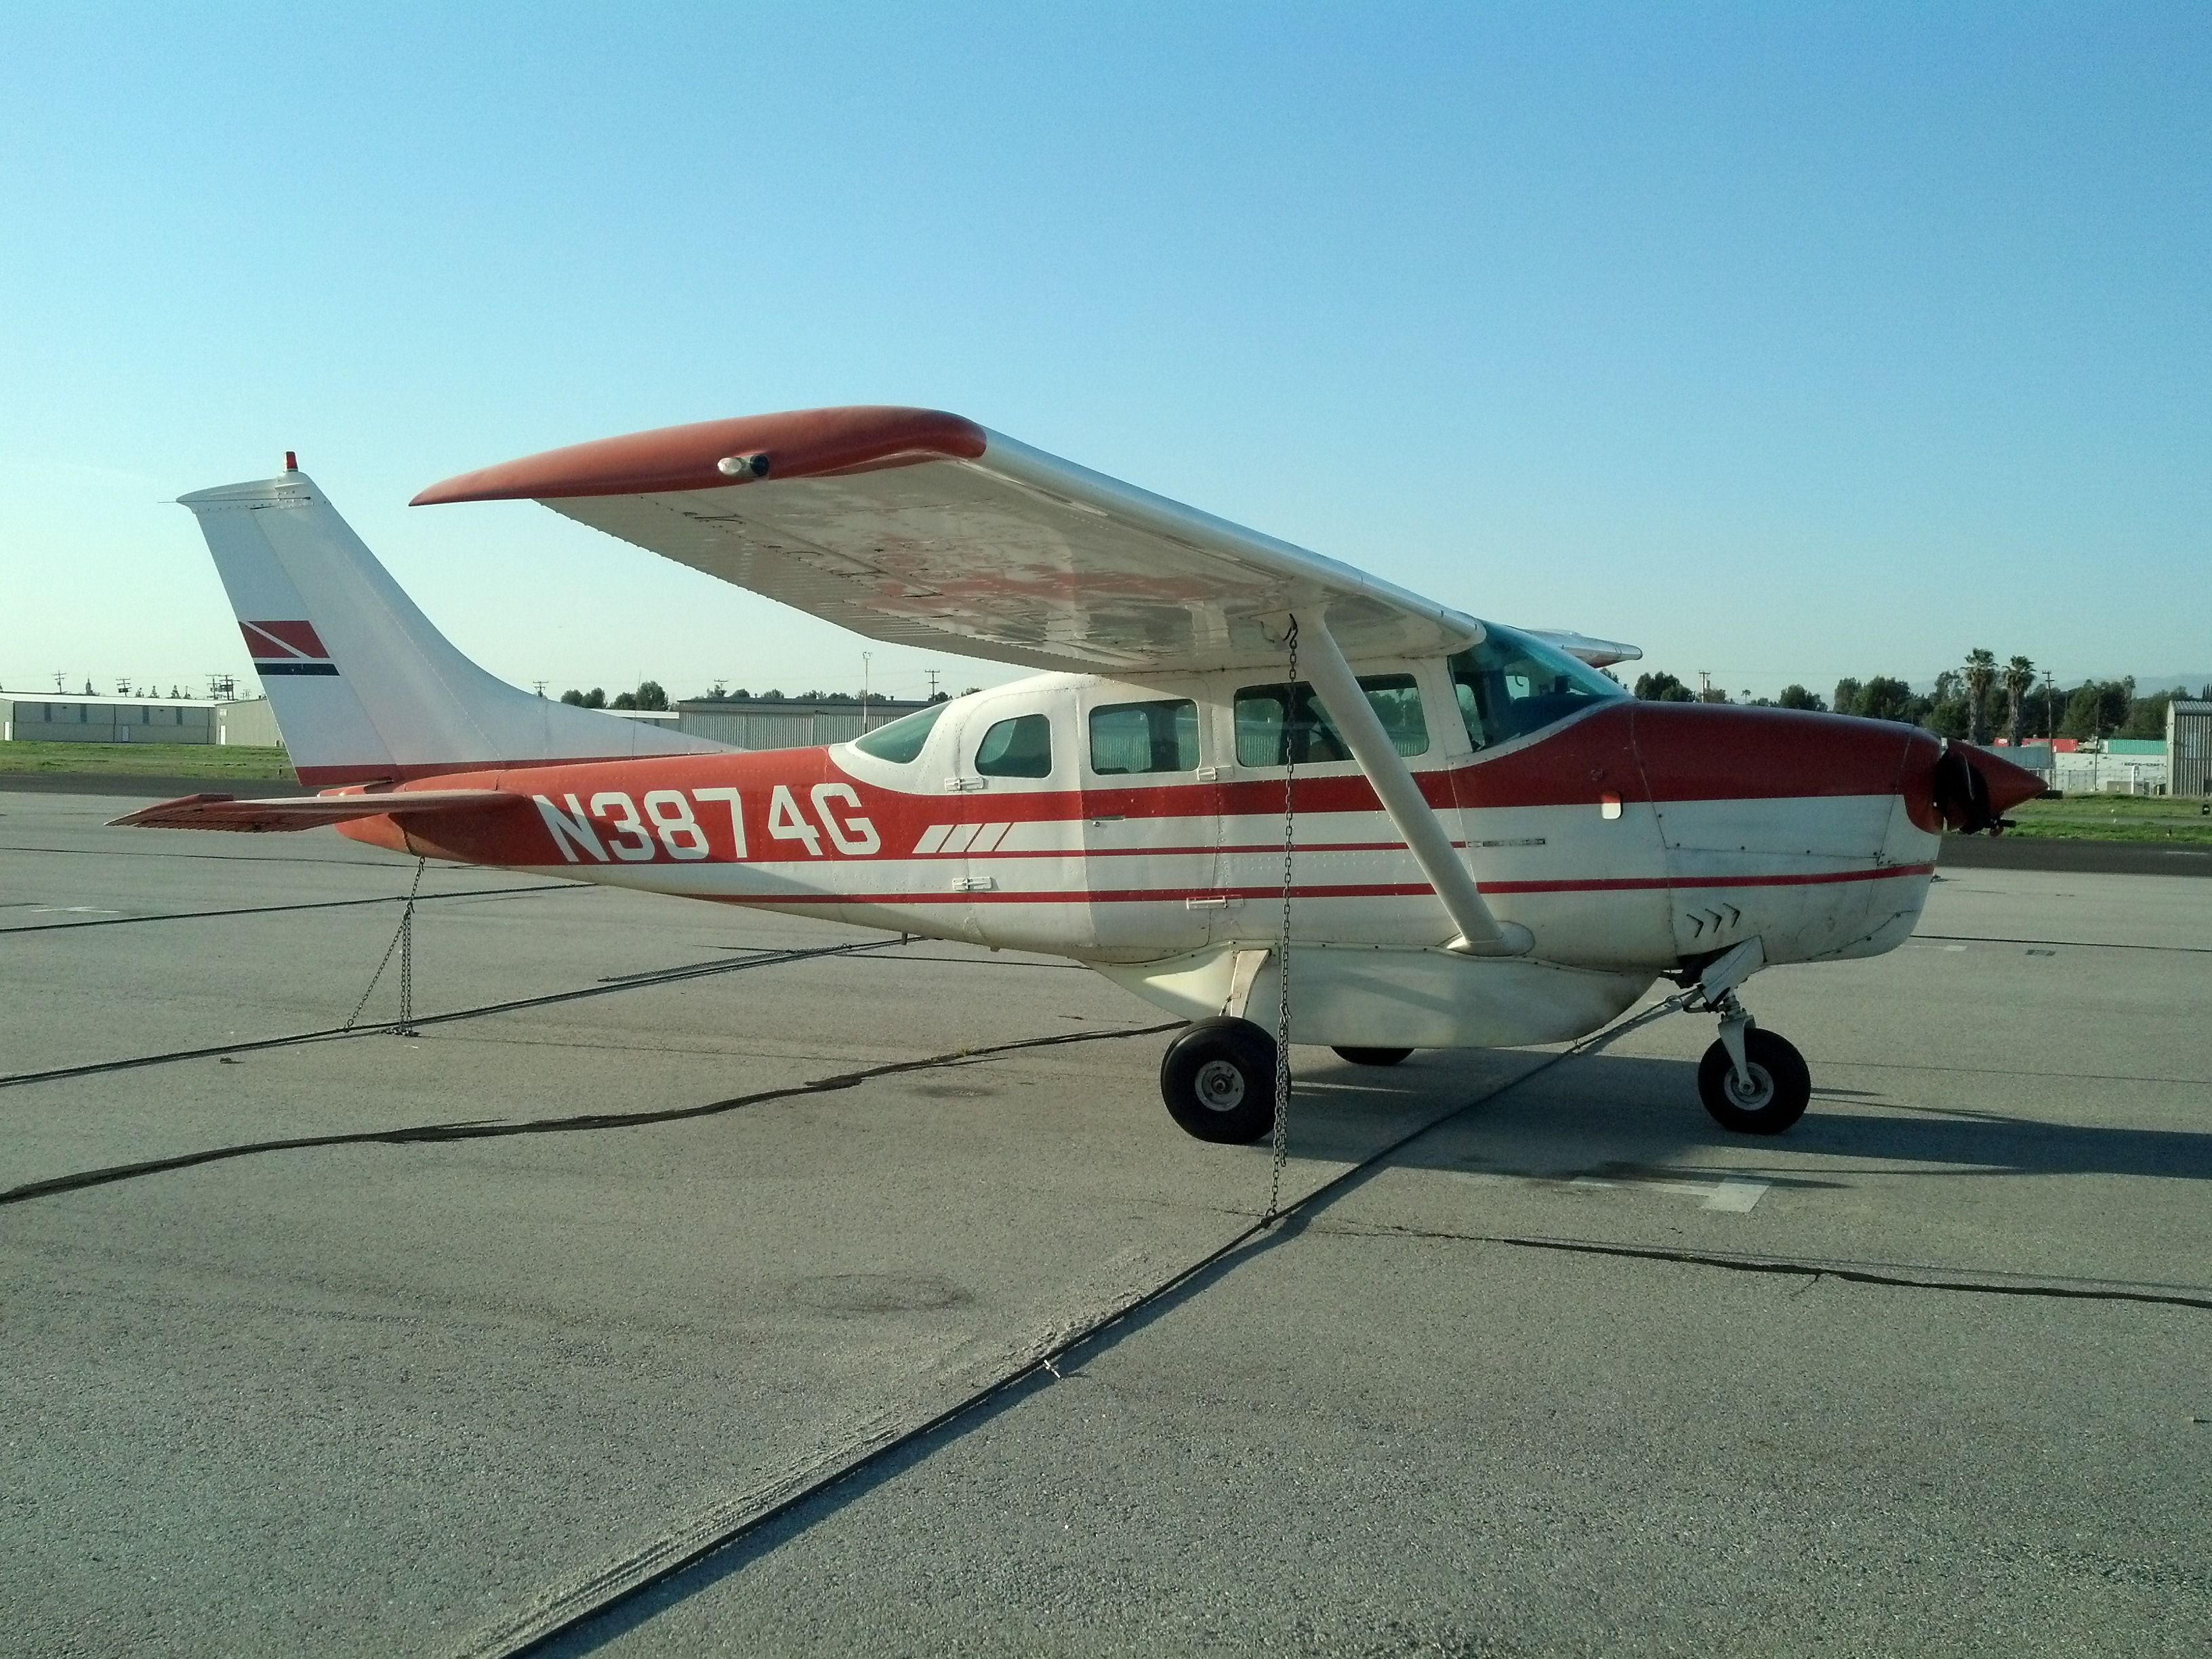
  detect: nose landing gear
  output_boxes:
[1696,989,1810,1134]
[1661,939,1811,1135]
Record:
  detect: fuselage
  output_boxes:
[331,652,1967,1047]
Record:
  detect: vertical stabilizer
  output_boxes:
[180,469,727,784]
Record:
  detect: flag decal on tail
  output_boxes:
[241,619,340,676]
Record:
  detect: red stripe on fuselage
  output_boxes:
[327,701,1945,874]
[704,863,1937,907]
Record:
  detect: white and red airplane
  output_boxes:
[119,407,2042,1142]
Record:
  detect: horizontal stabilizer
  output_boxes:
[110,789,514,833]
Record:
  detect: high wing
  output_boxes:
[111,789,514,833]
[412,407,1491,674]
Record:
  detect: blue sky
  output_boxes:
[2,3,2205,706]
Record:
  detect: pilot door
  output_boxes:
[939,687,1086,954]
[1078,684,1223,957]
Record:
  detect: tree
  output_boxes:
[632,680,669,711]
[1924,695,1970,739]
[1854,676,1920,724]
[560,688,608,708]
[2058,679,2132,740]
[1776,684,1825,711]
[1832,678,1862,717]
[1961,649,1996,745]
[1633,671,1696,702]
[2123,690,2175,740]
[2001,655,2035,747]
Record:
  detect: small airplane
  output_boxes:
[119,407,2043,1143]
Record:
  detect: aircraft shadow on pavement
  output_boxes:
[1284,1051,2212,1186]
[540,1046,2212,1654]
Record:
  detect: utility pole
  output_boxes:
[532,680,546,699]
[925,668,941,699]
[2043,670,2056,739]
[860,651,873,732]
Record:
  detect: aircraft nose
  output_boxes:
[1629,702,1921,811]
[1933,741,2046,831]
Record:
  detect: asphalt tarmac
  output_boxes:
[2,788,2205,1657]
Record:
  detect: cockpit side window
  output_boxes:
[851,700,947,764]
[1450,623,1626,750]
[975,712,1054,778]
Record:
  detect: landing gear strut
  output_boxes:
[1647,941,1811,1136]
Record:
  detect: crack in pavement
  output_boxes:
[0,937,900,1092]
[1,882,577,935]
[1315,1219,2212,1311]
[0,1021,1182,1208]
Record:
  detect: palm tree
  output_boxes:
[2003,655,2036,746]
[1962,648,1996,745]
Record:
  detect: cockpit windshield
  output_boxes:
[1450,622,1627,750]
[850,699,947,764]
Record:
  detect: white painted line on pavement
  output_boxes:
[1568,1174,1769,1213]
[1701,1176,1769,1212]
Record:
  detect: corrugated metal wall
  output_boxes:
[2171,701,2212,796]
[0,697,284,747]
[674,699,933,752]
[1,699,218,743]
[214,699,283,747]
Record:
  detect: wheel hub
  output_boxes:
[1725,1062,1775,1110]
[1193,1058,1247,1112]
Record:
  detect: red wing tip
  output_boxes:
[411,405,988,506]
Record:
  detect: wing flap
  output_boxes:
[110,789,514,833]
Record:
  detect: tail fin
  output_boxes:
[180,466,729,784]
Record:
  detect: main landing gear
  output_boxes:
[1160,1017,1278,1144]
[1159,1025,1420,1144]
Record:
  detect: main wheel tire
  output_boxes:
[1697,1028,1811,1135]
[1160,1017,1278,1144]
[1332,1046,1412,1067]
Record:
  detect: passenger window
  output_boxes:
[1233,676,1427,767]
[975,713,1054,778]
[1088,699,1200,775]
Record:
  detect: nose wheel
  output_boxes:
[1696,1005,1810,1134]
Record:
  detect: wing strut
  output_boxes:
[1290,609,1530,958]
